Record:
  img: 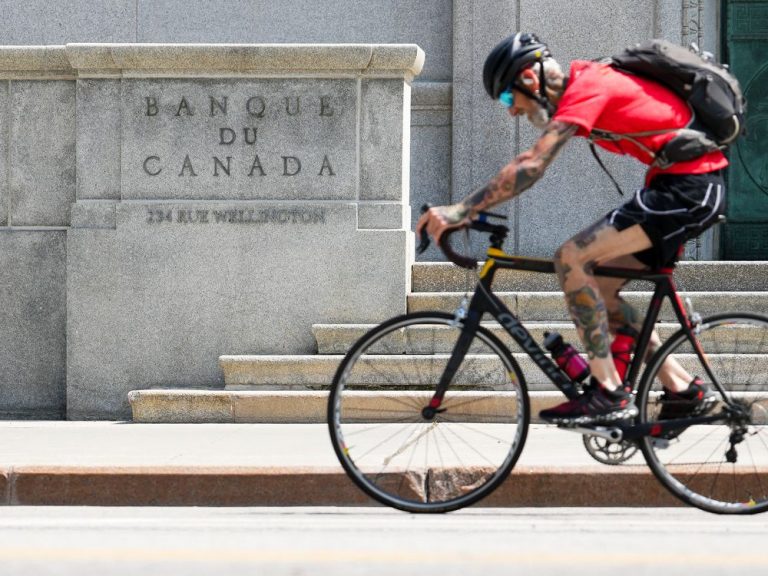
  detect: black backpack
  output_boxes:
[589,39,747,194]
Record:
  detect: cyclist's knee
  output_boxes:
[554,240,590,274]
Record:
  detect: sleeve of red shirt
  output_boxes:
[551,68,609,137]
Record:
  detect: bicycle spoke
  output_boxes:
[342,414,424,437]
[438,420,499,469]
[396,423,428,498]
[353,358,425,410]
[436,418,516,445]
[676,434,730,494]
[663,425,724,466]
[441,392,515,412]
[435,421,468,470]
[354,420,422,463]
[744,438,768,500]
[638,313,768,513]
[330,314,527,512]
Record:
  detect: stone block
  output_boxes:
[67,202,408,419]
[410,81,452,259]
[0,1,136,45]
[0,231,66,418]
[70,200,117,230]
[0,80,7,226]
[135,0,451,81]
[451,0,518,195]
[658,0,684,43]
[76,79,121,200]
[313,324,375,354]
[233,391,328,423]
[221,356,340,388]
[120,78,358,201]
[360,79,409,201]
[411,81,452,109]
[410,123,452,259]
[10,81,75,226]
[521,0,655,64]
[358,203,406,230]
[0,46,71,76]
[127,390,234,423]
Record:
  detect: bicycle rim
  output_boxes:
[328,312,529,513]
[638,313,768,514]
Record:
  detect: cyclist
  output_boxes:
[416,32,721,425]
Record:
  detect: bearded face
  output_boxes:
[527,103,551,129]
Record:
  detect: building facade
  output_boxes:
[0,1,765,419]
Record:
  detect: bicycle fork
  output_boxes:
[421,310,483,420]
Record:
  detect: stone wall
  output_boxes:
[0,0,722,259]
[0,44,422,418]
[0,1,724,419]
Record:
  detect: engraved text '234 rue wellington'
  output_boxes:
[141,95,338,178]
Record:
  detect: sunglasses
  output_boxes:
[498,89,515,109]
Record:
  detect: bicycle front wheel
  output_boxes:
[327,312,529,513]
[637,313,768,514]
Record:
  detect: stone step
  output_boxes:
[312,321,764,355]
[129,389,766,424]
[412,261,768,293]
[407,291,768,320]
[219,354,768,390]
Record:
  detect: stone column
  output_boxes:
[452,1,520,248]
[0,47,73,418]
[64,44,423,418]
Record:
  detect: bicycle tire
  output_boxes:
[637,312,768,514]
[327,312,529,513]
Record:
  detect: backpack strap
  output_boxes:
[588,127,683,195]
[589,142,624,196]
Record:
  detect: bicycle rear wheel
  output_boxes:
[637,313,768,514]
[327,312,529,513]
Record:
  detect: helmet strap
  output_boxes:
[514,76,555,115]
[537,58,554,115]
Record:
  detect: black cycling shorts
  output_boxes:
[606,171,726,269]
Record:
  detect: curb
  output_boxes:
[0,465,683,507]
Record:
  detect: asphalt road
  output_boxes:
[1,506,767,575]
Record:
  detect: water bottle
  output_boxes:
[611,327,638,382]
[543,331,590,382]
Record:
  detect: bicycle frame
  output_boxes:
[426,246,726,436]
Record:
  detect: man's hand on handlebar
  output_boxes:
[415,204,471,251]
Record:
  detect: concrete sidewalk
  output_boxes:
[0,422,683,507]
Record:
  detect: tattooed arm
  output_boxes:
[459,120,578,217]
[417,121,578,242]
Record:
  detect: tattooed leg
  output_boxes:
[565,285,611,361]
[554,221,654,390]
[600,256,694,391]
[610,300,693,391]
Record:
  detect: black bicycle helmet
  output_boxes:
[483,32,551,100]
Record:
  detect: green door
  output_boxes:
[723,1,768,258]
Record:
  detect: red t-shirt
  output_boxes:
[552,60,728,183]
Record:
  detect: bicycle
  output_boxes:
[327,211,768,514]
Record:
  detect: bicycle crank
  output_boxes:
[557,424,638,465]
[582,435,638,465]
